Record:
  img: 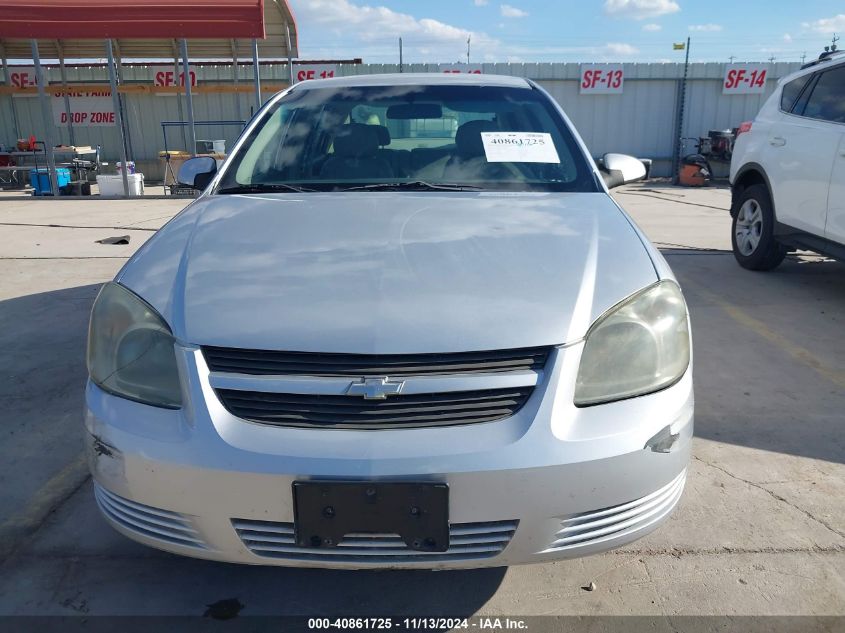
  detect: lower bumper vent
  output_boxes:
[546,470,686,551]
[94,482,206,549]
[232,518,518,563]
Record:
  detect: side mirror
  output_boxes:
[177,156,217,190]
[600,153,647,189]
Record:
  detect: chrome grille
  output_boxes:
[94,482,206,549]
[215,387,533,429]
[546,470,686,551]
[233,518,518,563]
[203,346,551,377]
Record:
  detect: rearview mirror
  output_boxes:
[386,103,443,120]
[178,156,217,190]
[600,153,647,189]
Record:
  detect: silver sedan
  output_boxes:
[85,73,692,568]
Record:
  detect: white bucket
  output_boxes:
[97,174,145,196]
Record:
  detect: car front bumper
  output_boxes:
[84,344,693,569]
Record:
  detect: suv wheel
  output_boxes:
[731,184,787,271]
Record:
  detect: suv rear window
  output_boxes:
[801,66,845,123]
[780,75,812,113]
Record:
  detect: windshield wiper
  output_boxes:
[339,181,483,192]
[216,183,316,194]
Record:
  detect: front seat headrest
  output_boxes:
[454,120,498,158]
[333,123,380,158]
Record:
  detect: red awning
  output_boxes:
[0,0,266,39]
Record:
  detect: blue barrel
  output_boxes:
[29,168,71,196]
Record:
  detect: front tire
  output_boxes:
[731,184,787,271]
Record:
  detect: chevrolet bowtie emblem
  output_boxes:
[346,377,405,400]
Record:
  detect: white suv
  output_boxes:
[730,52,845,270]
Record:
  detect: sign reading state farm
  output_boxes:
[580,65,624,94]
[723,64,768,95]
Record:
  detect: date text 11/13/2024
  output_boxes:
[307,617,529,630]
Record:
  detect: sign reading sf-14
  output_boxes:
[580,65,624,94]
[723,64,768,95]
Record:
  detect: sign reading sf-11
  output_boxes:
[294,64,337,82]
[723,64,768,95]
[580,65,624,94]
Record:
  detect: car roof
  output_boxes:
[780,51,845,85]
[291,73,532,91]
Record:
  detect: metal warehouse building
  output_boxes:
[2,61,802,182]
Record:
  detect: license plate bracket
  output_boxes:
[293,481,449,552]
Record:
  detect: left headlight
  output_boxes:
[574,280,690,407]
[87,282,182,408]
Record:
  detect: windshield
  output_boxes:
[216,83,599,193]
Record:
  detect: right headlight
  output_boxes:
[574,280,690,407]
[87,282,182,408]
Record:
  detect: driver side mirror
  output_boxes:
[600,153,647,189]
[177,156,217,190]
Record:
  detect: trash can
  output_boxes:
[30,168,71,196]
[96,174,145,196]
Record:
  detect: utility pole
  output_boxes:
[728,55,735,63]
[399,37,403,72]
[801,52,807,64]
[832,33,840,51]
[672,37,691,185]
[467,35,471,64]
[768,55,776,63]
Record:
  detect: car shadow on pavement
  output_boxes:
[0,283,506,617]
[192,558,507,617]
[0,283,102,522]
[665,252,845,465]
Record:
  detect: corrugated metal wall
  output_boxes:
[2,62,802,180]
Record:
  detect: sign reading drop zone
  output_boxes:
[51,91,115,127]
[580,64,624,94]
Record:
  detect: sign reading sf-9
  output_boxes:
[580,65,624,95]
[723,64,768,95]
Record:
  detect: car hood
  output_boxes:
[118,192,657,353]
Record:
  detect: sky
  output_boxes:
[289,0,845,64]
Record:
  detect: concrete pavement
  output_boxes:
[0,185,842,620]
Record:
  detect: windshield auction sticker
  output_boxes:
[481,132,560,163]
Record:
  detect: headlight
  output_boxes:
[87,282,182,408]
[575,281,690,407]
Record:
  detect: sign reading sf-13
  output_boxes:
[580,65,624,94]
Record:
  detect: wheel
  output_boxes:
[731,184,787,271]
